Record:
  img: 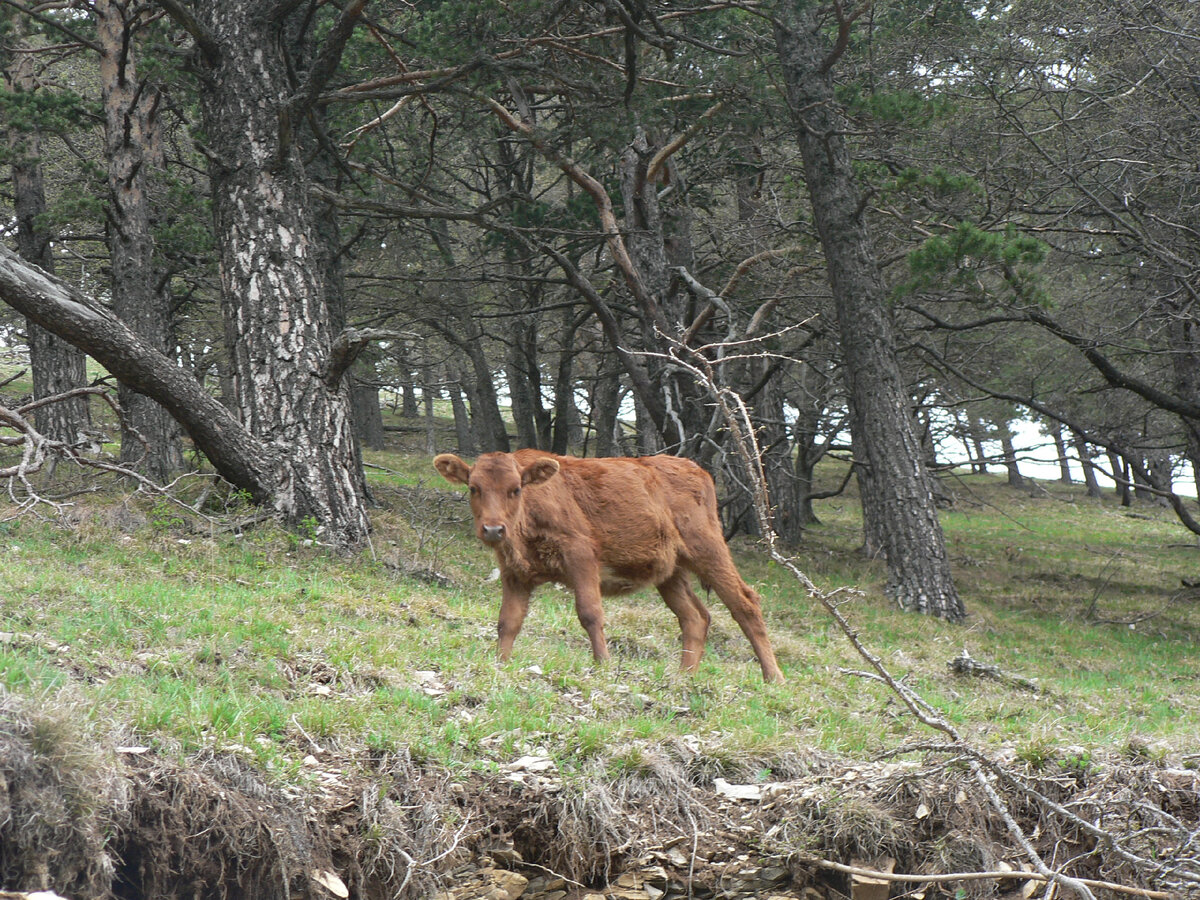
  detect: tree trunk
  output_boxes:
[445,363,476,455]
[1073,431,1104,498]
[398,345,420,417]
[619,130,699,453]
[760,374,804,545]
[422,383,437,456]
[461,328,511,452]
[188,2,370,544]
[351,380,385,451]
[999,428,1025,489]
[2,15,90,445]
[551,307,581,455]
[1107,449,1132,506]
[96,0,186,481]
[775,3,964,620]
[789,362,831,527]
[590,366,622,458]
[1048,420,1073,484]
[507,322,541,450]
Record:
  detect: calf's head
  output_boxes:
[434,452,560,545]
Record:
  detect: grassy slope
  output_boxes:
[1,452,1196,789]
[2,357,1197,781]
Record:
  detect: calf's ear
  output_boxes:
[434,453,471,485]
[521,457,560,486]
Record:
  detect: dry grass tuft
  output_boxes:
[0,691,130,896]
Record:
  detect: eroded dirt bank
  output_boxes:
[1,708,1195,900]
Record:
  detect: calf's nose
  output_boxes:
[481,524,506,543]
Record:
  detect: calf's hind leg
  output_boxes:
[656,570,712,672]
[688,549,785,683]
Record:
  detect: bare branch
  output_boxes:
[0,0,103,53]
[152,0,220,62]
[324,326,417,388]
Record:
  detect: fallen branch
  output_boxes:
[794,856,1174,899]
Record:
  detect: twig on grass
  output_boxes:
[0,386,226,529]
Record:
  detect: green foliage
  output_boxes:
[899,221,1050,303]
[888,166,982,198]
[155,175,215,262]
[841,87,955,125]
[0,87,95,141]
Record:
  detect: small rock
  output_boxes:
[508,754,556,773]
[664,846,690,867]
[489,870,528,900]
[759,865,790,885]
[714,777,762,802]
[643,865,669,885]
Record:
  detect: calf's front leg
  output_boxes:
[566,558,609,663]
[497,574,532,661]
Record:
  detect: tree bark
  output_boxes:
[550,306,582,455]
[351,381,385,451]
[775,2,964,620]
[1107,449,1132,506]
[590,365,622,458]
[166,0,371,544]
[2,14,90,445]
[445,363,476,455]
[96,0,186,480]
[507,321,542,449]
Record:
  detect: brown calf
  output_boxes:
[434,449,784,683]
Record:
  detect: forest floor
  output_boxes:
[0,393,1198,898]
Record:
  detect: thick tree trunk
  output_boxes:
[187,2,370,544]
[351,380,385,451]
[619,131,698,454]
[775,3,964,620]
[507,323,542,450]
[590,366,622,458]
[2,18,90,445]
[458,325,511,452]
[96,0,185,481]
[397,345,421,417]
[551,307,581,455]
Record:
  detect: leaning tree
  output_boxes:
[0,0,376,545]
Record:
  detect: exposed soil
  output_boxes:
[1,702,1196,900]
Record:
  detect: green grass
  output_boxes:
[1,443,1197,790]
